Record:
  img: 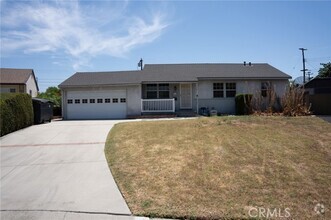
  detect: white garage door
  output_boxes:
[66,90,127,119]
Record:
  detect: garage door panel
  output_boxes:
[67,90,127,119]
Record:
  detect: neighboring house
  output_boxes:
[304,77,331,115]
[0,68,39,97]
[59,63,291,119]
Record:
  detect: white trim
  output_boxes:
[180,83,192,109]
[141,99,175,113]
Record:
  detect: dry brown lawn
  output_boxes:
[105,116,331,219]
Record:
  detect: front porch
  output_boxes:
[141,98,175,113]
[140,83,198,115]
[140,99,197,117]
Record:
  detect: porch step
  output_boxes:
[129,115,176,119]
[129,112,176,119]
[176,111,198,117]
[128,111,197,119]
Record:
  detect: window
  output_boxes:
[112,98,118,103]
[82,99,88,104]
[146,84,157,99]
[105,98,111,103]
[213,83,224,98]
[120,98,126,103]
[261,82,271,97]
[10,88,16,93]
[29,90,32,96]
[90,99,95,103]
[75,99,80,104]
[146,83,170,99]
[226,83,236,97]
[158,84,170,98]
[67,99,73,104]
[97,98,103,103]
[213,83,236,98]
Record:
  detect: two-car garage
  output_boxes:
[65,90,127,119]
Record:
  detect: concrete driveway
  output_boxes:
[0,120,133,219]
[318,115,331,123]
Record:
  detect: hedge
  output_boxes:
[0,93,34,136]
[235,94,253,115]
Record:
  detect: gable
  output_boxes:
[0,68,39,91]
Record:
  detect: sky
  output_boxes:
[1,0,330,92]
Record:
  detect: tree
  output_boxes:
[318,62,331,77]
[37,87,61,107]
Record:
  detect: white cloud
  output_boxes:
[0,0,168,70]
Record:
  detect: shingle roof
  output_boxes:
[141,63,291,82]
[0,68,34,84]
[304,77,331,88]
[59,70,141,87]
[59,63,291,87]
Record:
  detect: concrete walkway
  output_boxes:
[318,115,331,123]
[0,120,135,219]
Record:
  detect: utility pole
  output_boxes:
[299,48,307,84]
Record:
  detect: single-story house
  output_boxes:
[0,68,39,97]
[304,77,331,115]
[58,63,291,119]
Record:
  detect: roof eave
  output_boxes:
[141,80,198,83]
[58,83,141,89]
[197,77,292,80]
[0,83,26,85]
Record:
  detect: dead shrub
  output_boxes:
[251,87,281,115]
[281,86,311,116]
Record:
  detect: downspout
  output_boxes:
[196,82,199,114]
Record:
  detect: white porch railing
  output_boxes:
[141,99,175,113]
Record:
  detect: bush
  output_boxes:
[235,94,253,115]
[0,93,34,136]
[282,87,311,116]
[250,87,282,113]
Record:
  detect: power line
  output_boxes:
[306,61,319,72]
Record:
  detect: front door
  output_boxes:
[180,83,192,109]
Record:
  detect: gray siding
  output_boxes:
[127,85,142,116]
[197,79,289,114]
[198,98,235,114]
